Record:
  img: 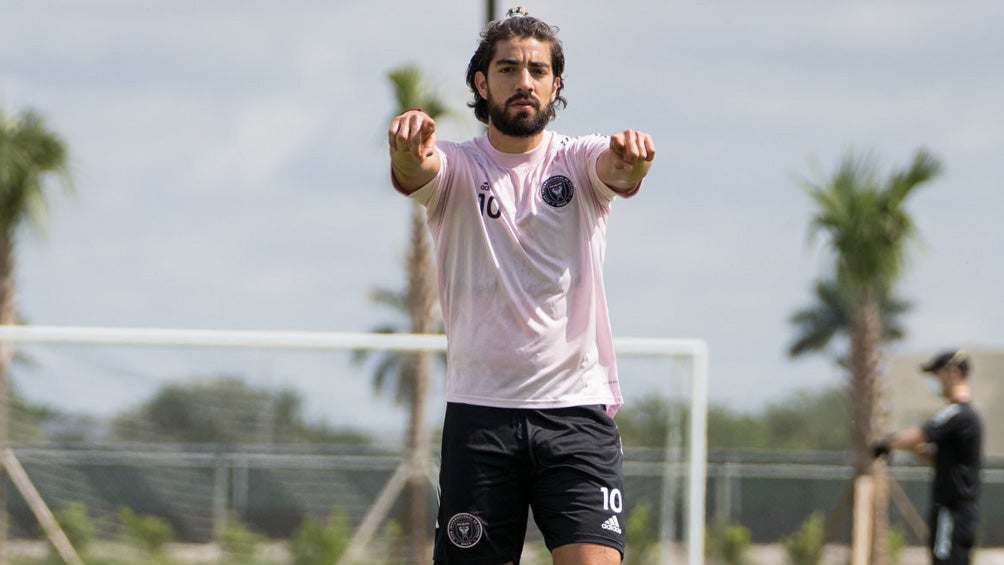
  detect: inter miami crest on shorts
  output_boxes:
[541,175,574,208]
[447,512,483,548]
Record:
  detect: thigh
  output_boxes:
[552,542,621,565]
[526,405,626,557]
[930,505,974,565]
[434,403,531,564]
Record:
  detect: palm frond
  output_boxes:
[350,323,402,365]
[387,64,449,120]
[372,354,402,399]
[0,107,71,236]
[788,280,846,357]
[788,276,911,358]
[801,148,942,295]
[887,149,942,205]
[388,66,424,111]
[368,286,407,311]
[395,358,418,404]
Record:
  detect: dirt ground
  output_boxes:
[525,543,1004,564]
[8,540,1004,563]
[749,544,1004,565]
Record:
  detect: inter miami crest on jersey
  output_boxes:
[541,175,574,208]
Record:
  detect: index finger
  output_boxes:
[388,113,418,147]
[407,114,435,157]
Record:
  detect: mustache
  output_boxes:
[505,94,539,108]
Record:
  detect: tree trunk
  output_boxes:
[849,292,889,565]
[0,236,15,565]
[404,203,435,562]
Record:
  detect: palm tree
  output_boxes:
[353,65,446,563]
[0,106,71,563]
[788,277,910,364]
[800,148,941,564]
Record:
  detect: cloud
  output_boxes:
[190,100,318,187]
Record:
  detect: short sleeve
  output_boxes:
[572,134,642,202]
[923,404,963,445]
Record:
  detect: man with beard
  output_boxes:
[387,7,654,564]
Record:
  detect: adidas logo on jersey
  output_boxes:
[600,515,622,534]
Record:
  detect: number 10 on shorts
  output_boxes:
[600,487,623,513]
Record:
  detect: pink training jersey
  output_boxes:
[395,130,636,417]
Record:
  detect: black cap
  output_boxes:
[920,349,970,375]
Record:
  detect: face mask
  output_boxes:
[926,376,942,397]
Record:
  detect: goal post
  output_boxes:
[0,325,708,564]
[616,337,708,565]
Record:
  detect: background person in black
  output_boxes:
[872,350,983,564]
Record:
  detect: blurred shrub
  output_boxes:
[782,512,825,565]
[217,513,264,562]
[706,521,752,565]
[890,525,906,565]
[117,507,173,555]
[624,501,658,564]
[291,512,350,565]
[54,501,96,553]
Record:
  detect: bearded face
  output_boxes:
[475,37,560,138]
[486,88,557,137]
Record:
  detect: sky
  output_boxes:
[1,0,1002,436]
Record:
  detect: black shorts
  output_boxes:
[929,503,978,565]
[433,403,626,564]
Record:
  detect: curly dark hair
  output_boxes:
[465,12,567,125]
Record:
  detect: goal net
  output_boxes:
[0,325,707,564]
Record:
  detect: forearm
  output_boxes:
[889,427,926,451]
[596,149,651,192]
[391,151,440,193]
[875,427,934,465]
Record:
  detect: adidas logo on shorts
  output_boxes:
[600,515,622,534]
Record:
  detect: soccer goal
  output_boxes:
[0,325,707,564]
